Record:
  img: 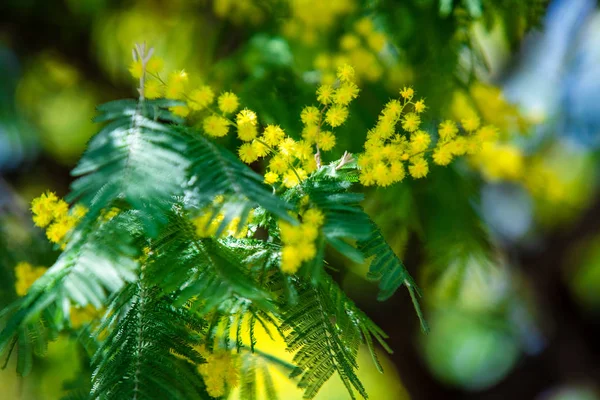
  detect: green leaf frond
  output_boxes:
[90,281,208,400]
[185,130,293,225]
[68,99,190,236]
[0,213,140,375]
[357,221,429,332]
[294,167,372,244]
[290,163,426,329]
[147,212,274,315]
[280,275,391,400]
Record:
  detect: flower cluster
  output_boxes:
[31,191,87,248]
[196,345,240,398]
[358,87,430,186]
[242,64,359,189]
[358,86,502,187]
[14,262,47,296]
[452,82,529,133]
[129,51,362,190]
[313,17,389,83]
[279,207,325,274]
[129,52,243,129]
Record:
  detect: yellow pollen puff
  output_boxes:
[475,143,524,181]
[14,262,47,296]
[317,131,336,151]
[251,140,269,158]
[282,168,307,188]
[333,82,360,105]
[129,60,144,79]
[236,109,258,141]
[197,347,239,398]
[165,70,188,99]
[169,105,189,118]
[264,171,279,185]
[281,246,302,274]
[476,125,499,142]
[31,191,59,228]
[373,162,393,187]
[433,145,453,166]
[438,120,458,141]
[301,106,320,125]
[336,64,355,82]
[238,143,258,164]
[278,137,297,157]
[325,105,348,127]
[383,99,402,118]
[389,161,406,182]
[263,125,285,146]
[303,208,325,226]
[461,116,480,132]
[146,57,164,75]
[303,158,318,173]
[53,199,69,219]
[302,124,320,143]
[71,204,88,219]
[101,207,120,221]
[203,115,230,137]
[359,168,376,186]
[409,157,429,178]
[144,80,163,99]
[237,124,257,141]
[47,215,77,245]
[269,155,288,174]
[236,109,257,126]
[465,137,482,155]
[401,112,421,132]
[279,207,324,274]
[448,137,468,156]
[410,130,431,153]
[188,86,215,111]
[317,84,335,105]
[295,140,313,161]
[280,221,303,243]
[400,86,414,100]
[414,99,427,113]
[218,92,239,114]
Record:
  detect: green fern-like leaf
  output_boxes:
[292,164,426,329]
[68,99,190,236]
[281,276,391,400]
[90,282,208,400]
[147,212,274,315]
[186,131,293,228]
[357,221,429,332]
[0,213,140,375]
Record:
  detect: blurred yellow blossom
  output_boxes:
[14,262,47,296]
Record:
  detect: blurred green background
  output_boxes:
[1,0,600,399]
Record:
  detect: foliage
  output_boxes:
[0,0,564,396]
[0,44,430,398]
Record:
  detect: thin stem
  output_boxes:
[133,42,154,101]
